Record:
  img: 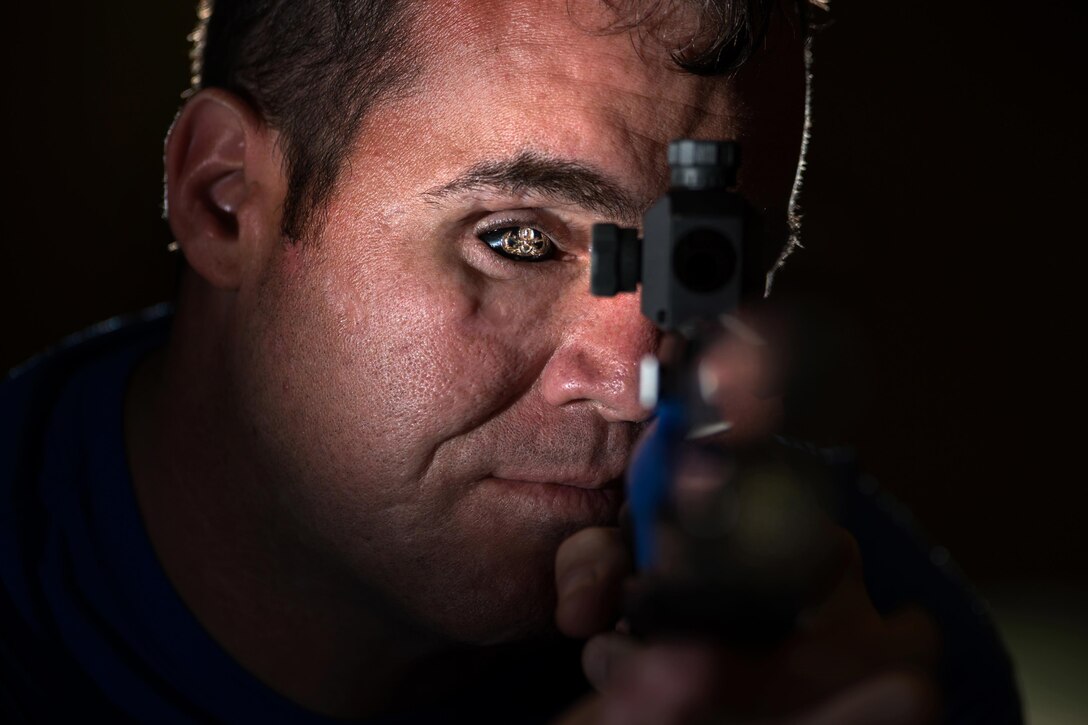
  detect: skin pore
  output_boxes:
[127,0,805,717]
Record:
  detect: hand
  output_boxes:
[552,308,941,724]
[553,523,941,724]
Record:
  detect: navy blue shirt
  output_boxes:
[1,309,1021,723]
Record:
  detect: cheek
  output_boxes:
[280,241,566,480]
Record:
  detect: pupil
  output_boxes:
[482,226,551,261]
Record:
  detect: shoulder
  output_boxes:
[2,306,173,533]
[3,305,174,438]
[0,306,173,724]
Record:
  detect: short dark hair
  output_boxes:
[190,0,812,241]
[192,0,420,241]
[600,0,776,75]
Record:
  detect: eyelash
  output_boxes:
[476,219,560,263]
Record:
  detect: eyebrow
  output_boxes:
[424,150,646,226]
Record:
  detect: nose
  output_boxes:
[538,289,659,423]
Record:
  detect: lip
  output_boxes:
[489,471,625,491]
[482,476,625,524]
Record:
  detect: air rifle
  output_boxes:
[590,140,835,647]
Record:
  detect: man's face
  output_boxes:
[227,0,804,642]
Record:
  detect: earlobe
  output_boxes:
[165,89,274,290]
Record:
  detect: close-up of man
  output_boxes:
[1,0,1032,723]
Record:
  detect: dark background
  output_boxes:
[2,1,1085,712]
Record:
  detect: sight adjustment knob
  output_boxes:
[668,140,740,191]
[591,224,642,296]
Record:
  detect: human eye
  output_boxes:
[477,224,556,262]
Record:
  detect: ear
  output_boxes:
[165,89,282,290]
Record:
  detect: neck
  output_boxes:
[123,285,493,718]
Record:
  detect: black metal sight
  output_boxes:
[590,140,753,333]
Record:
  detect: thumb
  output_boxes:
[786,670,940,725]
[555,527,632,638]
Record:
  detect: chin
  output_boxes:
[433,575,559,646]
[331,477,621,646]
[389,526,570,646]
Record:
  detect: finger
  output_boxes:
[767,530,941,714]
[551,694,605,725]
[784,670,940,725]
[556,527,633,638]
[698,310,784,446]
[783,529,889,698]
[883,606,941,671]
[796,526,871,632]
[601,643,720,725]
[582,631,641,692]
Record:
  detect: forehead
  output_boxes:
[324,0,803,234]
[418,0,701,83]
[433,2,734,113]
[387,0,740,186]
